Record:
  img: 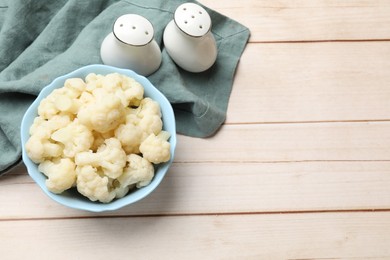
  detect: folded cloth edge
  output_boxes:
[0,0,250,174]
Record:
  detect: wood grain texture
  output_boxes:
[2,0,390,259]
[227,42,390,124]
[1,162,390,219]
[1,212,390,259]
[200,0,390,42]
[176,122,390,162]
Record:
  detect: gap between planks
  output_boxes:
[225,119,390,126]
[2,211,390,259]
[4,159,390,177]
[250,39,390,44]
[2,208,390,222]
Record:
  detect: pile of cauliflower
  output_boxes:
[25,73,171,203]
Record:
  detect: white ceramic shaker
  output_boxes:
[163,2,217,73]
[100,14,162,76]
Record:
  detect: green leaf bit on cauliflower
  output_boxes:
[75,138,127,179]
[76,165,130,203]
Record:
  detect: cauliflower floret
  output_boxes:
[139,131,171,164]
[77,89,125,133]
[64,78,86,95]
[84,73,144,107]
[51,120,94,158]
[25,134,63,163]
[29,114,72,137]
[38,83,84,119]
[54,96,80,115]
[115,100,163,154]
[37,98,59,119]
[101,73,144,107]
[38,158,76,194]
[134,98,163,139]
[118,154,154,188]
[114,180,133,198]
[76,165,130,203]
[124,107,141,125]
[76,165,129,203]
[85,73,104,92]
[100,73,122,91]
[138,114,163,137]
[117,74,144,107]
[122,98,163,141]
[75,138,126,179]
[25,115,72,163]
[114,123,143,154]
[138,97,162,118]
[26,72,169,202]
[90,130,115,152]
[78,91,94,105]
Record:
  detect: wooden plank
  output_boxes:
[1,212,390,259]
[2,162,390,219]
[200,0,390,42]
[176,122,390,162]
[228,42,390,124]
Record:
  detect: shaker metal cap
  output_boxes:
[174,3,211,37]
[113,14,154,46]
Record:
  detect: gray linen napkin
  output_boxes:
[0,0,250,174]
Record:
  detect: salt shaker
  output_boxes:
[100,14,162,76]
[163,2,217,73]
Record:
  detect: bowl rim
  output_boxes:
[21,64,177,212]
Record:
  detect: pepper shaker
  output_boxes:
[163,3,217,73]
[100,14,162,76]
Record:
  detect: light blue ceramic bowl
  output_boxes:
[21,64,177,212]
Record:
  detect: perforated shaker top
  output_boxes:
[113,14,154,46]
[174,3,211,37]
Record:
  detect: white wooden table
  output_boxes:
[2,1,390,259]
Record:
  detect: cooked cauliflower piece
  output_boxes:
[64,78,87,95]
[75,138,126,179]
[38,158,76,194]
[37,97,60,119]
[90,129,115,151]
[78,91,94,105]
[50,78,86,114]
[124,107,141,126]
[51,120,94,158]
[138,114,163,137]
[25,134,63,163]
[85,73,104,92]
[26,72,172,203]
[116,102,163,152]
[118,154,154,188]
[26,115,72,163]
[55,96,80,114]
[85,73,144,107]
[118,73,144,107]
[77,88,125,133]
[29,114,72,137]
[138,97,162,118]
[132,97,163,138]
[102,73,144,106]
[91,131,105,151]
[76,165,115,203]
[38,80,85,119]
[76,165,129,203]
[114,123,143,154]
[139,131,171,164]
